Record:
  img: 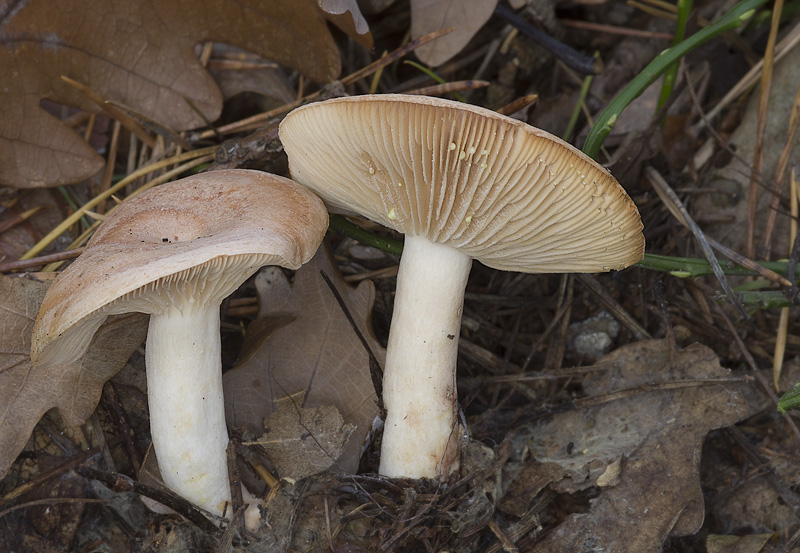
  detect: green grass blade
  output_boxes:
[656,0,693,113]
[583,0,767,159]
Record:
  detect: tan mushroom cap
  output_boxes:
[280,94,644,273]
[31,169,328,367]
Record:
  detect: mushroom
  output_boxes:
[279,94,645,479]
[31,169,328,527]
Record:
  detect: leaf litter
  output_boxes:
[409,0,499,67]
[0,274,147,480]
[224,245,384,477]
[514,340,750,552]
[3,0,800,551]
[248,402,354,479]
[0,0,370,188]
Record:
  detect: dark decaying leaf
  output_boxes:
[705,533,773,553]
[250,402,354,479]
[0,188,69,263]
[0,0,370,188]
[0,274,147,479]
[224,245,384,475]
[505,340,750,553]
[208,45,296,104]
[21,463,87,551]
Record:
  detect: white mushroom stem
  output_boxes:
[379,236,473,478]
[146,304,260,529]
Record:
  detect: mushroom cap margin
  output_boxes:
[31,169,328,367]
[280,94,644,273]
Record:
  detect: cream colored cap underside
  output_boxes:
[280,94,644,273]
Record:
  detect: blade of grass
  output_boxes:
[697,19,800,129]
[634,0,678,14]
[329,214,404,256]
[732,290,793,309]
[774,169,797,389]
[761,74,800,257]
[778,381,800,414]
[563,58,596,142]
[638,253,791,278]
[747,0,784,258]
[369,51,388,94]
[56,186,93,230]
[583,0,768,159]
[22,148,214,260]
[656,0,693,113]
[646,166,749,317]
[332,213,800,282]
[42,222,99,272]
[0,206,44,235]
[60,76,155,148]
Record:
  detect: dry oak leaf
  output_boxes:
[224,245,384,475]
[0,274,147,480]
[706,532,776,553]
[251,402,354,479]
[513,340,750,553]
[706,533,773,553]
[0,0,371,189]
[0,187,69,264]
[10,457,88,551]
[411,0,498,67]
[208,45,295,105]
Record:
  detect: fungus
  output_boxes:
[280,94,644,479]
[31,169,328,527]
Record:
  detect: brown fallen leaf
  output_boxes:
[1,0,370,188]
[249,402,354,479]
[208,45,295,105]
[16,459,87,552]
[688,45,800,258]
[0,274,147,480]
[410,0,498,67]
[212,67,295,106]
[224,245,384,475]
[506,340,749,553]
[497,460,564,517]
[706,533,773,553]
[0,189,66,264]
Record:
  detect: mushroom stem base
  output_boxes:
[146,307,258,526]
[379,236,472,479]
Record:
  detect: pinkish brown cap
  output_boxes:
[32,169,328,367]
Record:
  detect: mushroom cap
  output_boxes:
[280,94,644,273]
[31,169,328,367]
